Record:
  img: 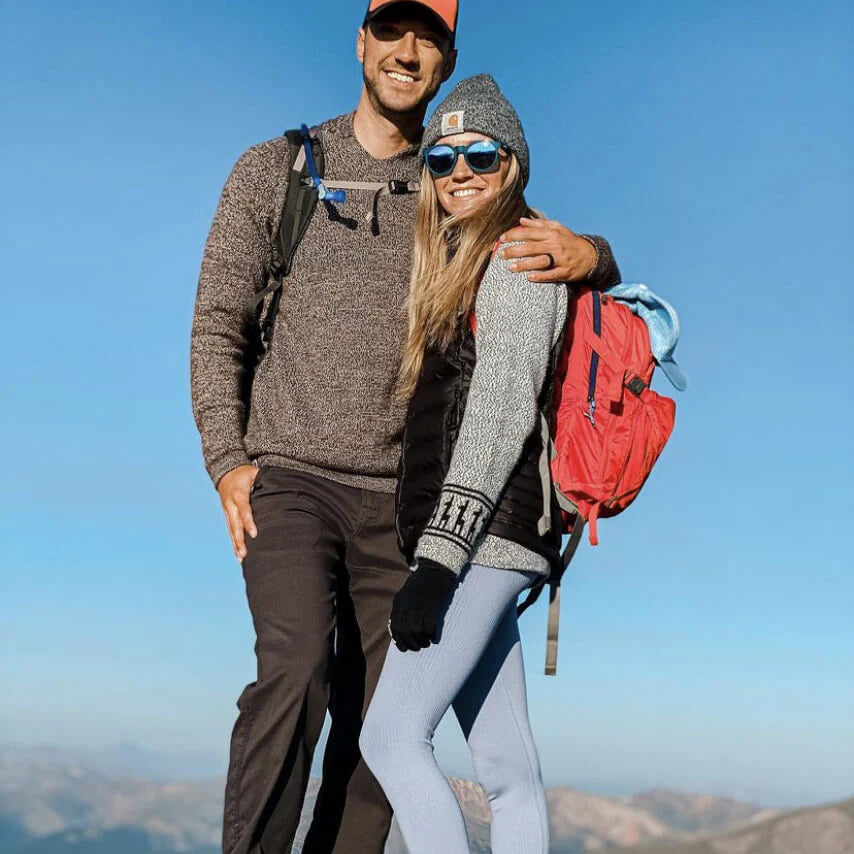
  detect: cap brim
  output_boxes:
[657,357,688,392]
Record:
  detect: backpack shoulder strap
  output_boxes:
[248,126,324,357]
[544,513,585,675]
[517,512,584,676]
[276,127,324,278]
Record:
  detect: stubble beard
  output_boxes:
[363,66,438,122]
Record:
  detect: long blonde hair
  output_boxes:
[397,155,529,399]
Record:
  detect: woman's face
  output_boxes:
[430,132,512,217]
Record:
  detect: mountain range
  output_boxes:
[598,796,854,854]
[2,745,849,853]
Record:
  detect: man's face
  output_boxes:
[358,6,456,116]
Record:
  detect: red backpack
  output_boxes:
[517,285,677,674]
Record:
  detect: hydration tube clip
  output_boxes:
[300,124,346,204]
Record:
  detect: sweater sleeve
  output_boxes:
[189,144,285,487]
[414,246,568,575]
[579,234,621,288]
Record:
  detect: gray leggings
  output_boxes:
[359,563,549,854]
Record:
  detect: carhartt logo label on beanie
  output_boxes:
[441,110,464,135]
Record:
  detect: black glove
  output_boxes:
[390,559,458,652]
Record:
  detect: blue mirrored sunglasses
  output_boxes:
[424,139,506,177]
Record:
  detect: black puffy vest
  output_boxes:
[395,322,561,569]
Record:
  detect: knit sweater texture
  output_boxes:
[413,246,568,577]
[190,111,619,492]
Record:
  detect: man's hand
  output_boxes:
[499,216,598,283]
[217,465,260,561]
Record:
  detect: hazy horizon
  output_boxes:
[7,740,851,811]
[1,733,848,809]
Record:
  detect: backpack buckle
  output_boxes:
[388,180,412,194]
[626,376,647,396]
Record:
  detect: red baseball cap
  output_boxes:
[364,0,459,44]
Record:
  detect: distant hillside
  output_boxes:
[1,826,216,854]
[387,779,768,854]
[0,748,222,852]
[624,790,777,836]
[4,745,832,853]
[598,796,854,854]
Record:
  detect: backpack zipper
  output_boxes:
[585,290,602,426]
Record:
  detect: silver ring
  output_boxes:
[544,252,555,269]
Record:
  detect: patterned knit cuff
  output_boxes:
[579,234,620,287]
[579,234,602,281]
[414,485,494,576]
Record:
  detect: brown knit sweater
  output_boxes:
[190,111,620,492]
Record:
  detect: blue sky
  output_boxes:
[1,0,851,809]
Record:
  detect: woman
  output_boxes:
[359,74,566,854]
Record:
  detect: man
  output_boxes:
[190,2,621,852]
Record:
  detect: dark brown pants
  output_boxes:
[223,465,410,854]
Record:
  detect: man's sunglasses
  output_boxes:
[424,139,506,177]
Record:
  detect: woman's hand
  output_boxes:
[499,216,598,283]
[390,559,458,651]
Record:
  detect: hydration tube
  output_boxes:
[300,124,346,203]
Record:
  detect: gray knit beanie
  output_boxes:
[420,74,530,187]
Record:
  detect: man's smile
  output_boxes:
[385,70,418,84]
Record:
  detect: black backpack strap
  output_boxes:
[248,126,324,362]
